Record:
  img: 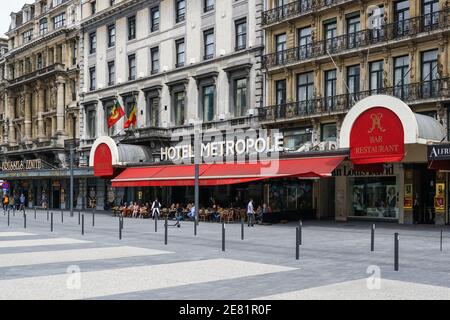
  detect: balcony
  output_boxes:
[259,78,450,122]
[263,10,449,69]
[7,63,66,87]
[262,0,351,27]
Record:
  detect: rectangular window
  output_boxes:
[22,30,33,44]
[235,19,247,51]
[202,85,215,122]
[39,18,48,35]
[53,13,66,29]
[421,49,438,98]
[107,24,116,47]
[321,123,337,142]
[87,108,97,138]
[324,20,337,53]
[347,65,360,102]
[128,54,136,81]
[204,0,214,13]
[37,54,43,70]
[394,0,410,37]
[297,72,314,114]
[108,61,115,86]
[275,79,286,105]
[128,16,136,40]
[91,1,96,14]
[393,56,409,99]
[346,14,360,49]
[89,32,96,54]
[176,0,186,23]
[174,91,185,126]
[89,67,96,91]
[283,127,312,150]
[151,47,159,74]
[324,69,337,109]
[275,33,287,64]
[297,27,312,59]
[176,39,185,68]
[203,29,215,60]
[234,78,248,117]
[369,60,384,94]
[349,177,398,219]
[421,0,439,30]
[147,95,160,127]
[105,103,114,136]
[150,6,160,32]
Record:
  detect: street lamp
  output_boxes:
[194,125,201,232]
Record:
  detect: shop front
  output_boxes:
[336,95,446,224]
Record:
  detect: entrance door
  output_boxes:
[53,189,60,209]
[414,164,436,224]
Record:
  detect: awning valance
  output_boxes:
[111,156,345,187]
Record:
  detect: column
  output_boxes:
[56,77,66,136]
[383,49,392,88]
[37,85,46,141]
[7,94,16,145]
[24,86,32,142]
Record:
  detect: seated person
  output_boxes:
[139,203,149,218]
[211,205,221,222]
[176,204,184,221]
[126,203,134,217]
[187,205,196,220]
[168,203,177,219]
[132,202,140,218]
[119,202,127,216]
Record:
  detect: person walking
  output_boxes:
[19,194,26,212]
[151,198,161,220]
[247,198,255,227]
[3,194,9,212]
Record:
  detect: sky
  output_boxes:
[1,1,29,37]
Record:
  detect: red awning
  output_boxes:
[111,156,345,187]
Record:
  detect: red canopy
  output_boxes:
[111,156,344,187]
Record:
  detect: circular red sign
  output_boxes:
[350,107,405,164]
[94,143,113,177]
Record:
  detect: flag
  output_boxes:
[124,104,137,129]
[107,99,125,128]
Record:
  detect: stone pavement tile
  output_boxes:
[253,278,450,300]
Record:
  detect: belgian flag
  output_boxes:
[107,99,125,128]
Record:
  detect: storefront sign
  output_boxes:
[161,136,284,162]
[350,107,404,164]
[1,159,42,171]
[94,143,113,177]
[428,144,450,161]
[333,164,394,177]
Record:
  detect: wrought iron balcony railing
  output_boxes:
[263,10,449,69]
[262,0,341,26]
[259,78,450,122]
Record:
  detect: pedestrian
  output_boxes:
[247,198,255,227]
[187,204,196,220]
[151,198,161,220]
[19,193,26,212]
[3,194,9,212]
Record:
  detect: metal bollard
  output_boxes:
[298,220,303,246]
[155,215,157,233]
[51,212,54,232]
[92,211,95,227]
[241,217,244,240]
[394,233,399,271]
[34,207,36,220]
[13,207,15,217]
[296,227,300,260]
[78,210,81,225]
[24,213,26,229]
[61,210,64,223]
[119,217,122,240]
[440,229,443,252]
[47,210,49,221]
[371,224,375,252]
[81,214,84,235]
[222,222,225,252]
[194,216,197,236]
[164,216,168,245]
[7,210,10,226]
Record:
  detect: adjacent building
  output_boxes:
[260,0,450,224]
[0,0,84,209]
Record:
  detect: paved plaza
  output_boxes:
[0,209,450,300]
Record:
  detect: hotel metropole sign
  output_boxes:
[1,159,43,171]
